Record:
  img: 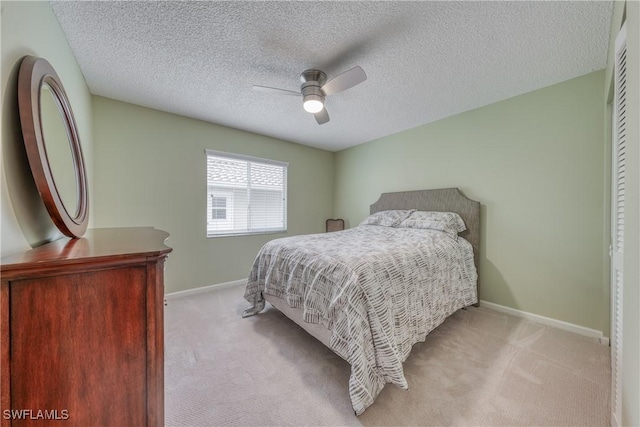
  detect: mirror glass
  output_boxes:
[40,82,78,217]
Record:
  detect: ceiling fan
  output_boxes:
[253,66,367,125]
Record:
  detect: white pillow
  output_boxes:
[399,211,466,239]
[359,209,416,227]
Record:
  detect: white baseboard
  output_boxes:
[165,279,247,301]
[480,300,609,346]
[165,285,609,345]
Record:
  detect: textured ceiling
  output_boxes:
[50,1,613,152]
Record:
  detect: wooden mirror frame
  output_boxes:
[17,56,89,238]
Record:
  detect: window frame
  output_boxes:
[205,149,288,238]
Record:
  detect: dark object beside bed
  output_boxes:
[326,218,345,232]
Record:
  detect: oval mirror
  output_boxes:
[17,56,89,238]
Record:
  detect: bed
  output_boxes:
[243,188,480,415]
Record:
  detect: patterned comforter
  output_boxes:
[244,225,478,415]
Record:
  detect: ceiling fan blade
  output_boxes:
[314,108,330,125]
[321,66,367,96]
[252,85,300,97]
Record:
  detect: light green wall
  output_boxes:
[92,96,334,293]
[335,70,608,334]
[1,0,93,256]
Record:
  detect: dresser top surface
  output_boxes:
[1,227,172,273]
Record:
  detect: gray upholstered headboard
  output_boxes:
[370,188,481,277]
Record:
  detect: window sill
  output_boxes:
[207,229,287,238]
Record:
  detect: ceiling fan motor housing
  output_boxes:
[300,69,327,86]
[300,69,327,106]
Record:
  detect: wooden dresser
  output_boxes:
[0,228,171,426]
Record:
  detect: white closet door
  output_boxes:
[611,21,627,427]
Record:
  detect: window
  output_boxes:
[211,196,228,219]
[208,191,234,231]
[206,149,288,237]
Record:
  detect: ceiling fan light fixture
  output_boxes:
[303,95,324,113]
[253,66,366,125]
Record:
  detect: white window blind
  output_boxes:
[206,149,288,237]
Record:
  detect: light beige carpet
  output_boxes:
[165,285,610,426]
